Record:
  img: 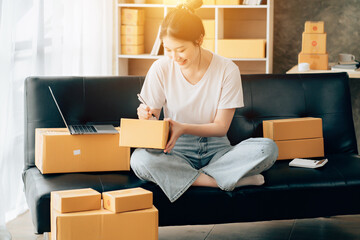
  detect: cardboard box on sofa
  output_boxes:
[51,206,158,240]
[35,128,130,174]
[217,39,266,58]
[275,138,324,160]
[263,117,323,140]
[302,32,327,54]
[119,118,169,149]
[298,52,329,70]
[304,21,324,34]
[121,8,145,26]
[51,188,101,213]
[103,187,153,213]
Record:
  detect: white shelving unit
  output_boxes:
[115,0,273,75]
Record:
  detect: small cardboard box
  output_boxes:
[202,39,215,52]
[298,52,329,70]
[121,35,144,45]
[51,206,158,240]
[216,0,239,4]
[275,138,324,160]
[217,39,266,58]
[121,44,145,55]
[204,0,216,4]
[51,188,101,213]
[163,0,177,5]
[304,21,324,34]
[263,117,323,141]
[203,20,215,39]
[103,187,153,213]
[35,128,130,174]
[121,8,145,26]
[121,25,144,35]
[119,118,169,149]
[302,32,327,54]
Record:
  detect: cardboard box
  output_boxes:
[121,44,145,55]
[302,32,327,54]
[202,39,215,52]
[263,117,323,141]
[275,138,324,160]
[103,187,153,213]
[35,128,130,174]
[305,21,324,34]
[203,20,215,39]
[51,189,101,213]
[204,0,216,4]
[121,35,144,45]
[121,8,145,26]
[298,52,329,70]
[216,0,239,4]
[51,206,158,240]
[218,39,266,58]
[163,0,177,5]
[119,118,169,149]
[121,25,144,35]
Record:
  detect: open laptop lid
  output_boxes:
[48,86,70,129]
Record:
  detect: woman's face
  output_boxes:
[162,35,200,69]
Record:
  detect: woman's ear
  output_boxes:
[196,34,204,46]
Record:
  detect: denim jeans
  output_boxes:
[130,135,278,202]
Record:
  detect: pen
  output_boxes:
[137,94,156,119]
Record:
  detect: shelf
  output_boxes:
[118,54,266,61]
[118,4,268,8]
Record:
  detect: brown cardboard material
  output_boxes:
[302,32,327,54]
[121,25,144,35]
[121,8,145,26]
[103,187,153,213]
[275,138,324,160]
[35,128,130,174]
[263,117,323,141]
[216,0,239,4]
[119,118,169,149]
[51,188,101,213]
[304,21,324,34]
[218,39,266,58]
[121,44,144,55]
[298,52,329,70]
[121,35,144,45]
[51,206,158,240]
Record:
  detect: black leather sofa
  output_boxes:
[23,73,360,234]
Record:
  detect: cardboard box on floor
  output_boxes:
[51,188,101,213]
[51,206,158,240]
[119,118,169,149]
[35,128,130,174]
[103,187,153,213]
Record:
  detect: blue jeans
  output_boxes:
[130,135,278,202]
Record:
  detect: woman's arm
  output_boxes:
[164,108,236,153]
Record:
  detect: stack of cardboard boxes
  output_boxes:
[121,8,145,55]
[263,117,324,160]
[51,188,158,240]
[298,21,328,70]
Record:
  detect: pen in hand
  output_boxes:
[137,94,157,119]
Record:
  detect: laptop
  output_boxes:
[48,86,118,135]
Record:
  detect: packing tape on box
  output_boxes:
[298,62,310,71]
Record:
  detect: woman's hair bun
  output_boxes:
[177,0,203,13]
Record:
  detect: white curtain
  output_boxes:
[0,0,113,227]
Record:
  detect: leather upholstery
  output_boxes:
[23,73,360,234]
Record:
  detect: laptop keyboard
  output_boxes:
[72,125,97,134]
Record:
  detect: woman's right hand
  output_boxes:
[137,103,155,120]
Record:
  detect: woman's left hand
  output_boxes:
[164,118,185,153]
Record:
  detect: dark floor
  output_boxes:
[6,210,360,240]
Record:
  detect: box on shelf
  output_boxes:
[263,117,323,141]
[275,138,324,160]
[51,189,101,214]
[203,20,215,39]
[202,39,215,52]
[298,52,329,70]
[119,118,169,149]
[301,33,326,54]
[163,0,177,4]
[35,128,130,174]
[304,21,324,34]
[103,187,153,213]
[204,0,216,4]
[121,35,144,45]
[51,206,158,240]
[121,8,145,26]
[121,25,144,35]
[217,39,266,58]
[121,44,145,55]
[216,0,239,4]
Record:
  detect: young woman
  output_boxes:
[130,0,278,203]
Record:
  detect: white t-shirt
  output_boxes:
[140,53,244,124]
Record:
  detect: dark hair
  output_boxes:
[160,0,205,45]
